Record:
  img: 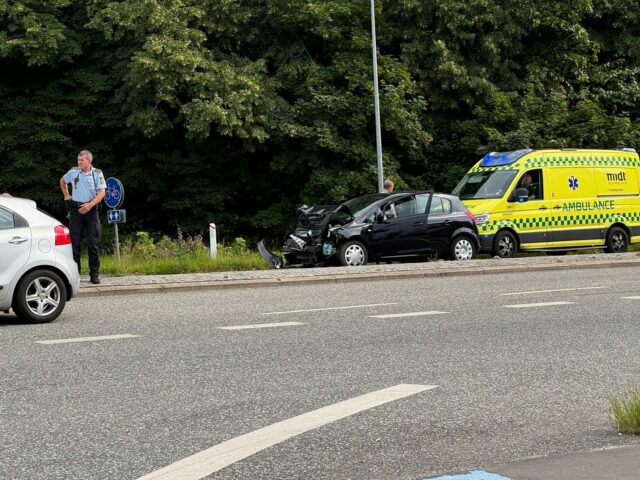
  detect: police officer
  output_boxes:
[59,150,106,284]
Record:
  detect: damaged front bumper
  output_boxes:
[258,204,347,269]
[258,234,338,269]
[257,240,284,269]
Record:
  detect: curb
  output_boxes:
[77,257,640,297]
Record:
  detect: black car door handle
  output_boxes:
[413,221,424,226]
[539,206,548,210]
[553,205,562,210]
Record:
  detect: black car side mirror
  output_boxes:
[514,188,529,203]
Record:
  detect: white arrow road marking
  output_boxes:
[368,311,448,319]
[136,383,438,480]
[263,303,398,315]
[218,322,305,330]
[35,334,140,345]
[501,286,608,296]
[503,301,574,309]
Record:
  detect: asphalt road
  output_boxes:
[1,267,640,479]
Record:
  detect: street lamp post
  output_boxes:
[370,0,384,192]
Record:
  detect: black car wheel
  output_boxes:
[605,226,628,253]
[492,230,518,258]
[12,269,67,323]
[339,240,368,267]
[451,235,476,261]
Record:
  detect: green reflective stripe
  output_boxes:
[522,155,639,168]
[470,165,518,172]
[478,211,639,234]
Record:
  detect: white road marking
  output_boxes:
[263,303,398,315]
[621,296,640,300]
[35,334,140,345]
[136,383,437,480]
[501,286,608,296]
[503,301,574,309]
[368,311,448,319]
[218,322,305,330]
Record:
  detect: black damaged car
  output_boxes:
[259,191,480,268]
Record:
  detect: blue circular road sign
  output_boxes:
[104,177,125,209]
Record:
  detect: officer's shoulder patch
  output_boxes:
[94,168,102,173]
[100,177,105,184]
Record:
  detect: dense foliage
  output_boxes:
[2,0,640,242]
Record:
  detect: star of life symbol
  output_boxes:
[568,176,579,190]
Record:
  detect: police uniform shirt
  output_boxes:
[63,167,106,203]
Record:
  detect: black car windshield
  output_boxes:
[341,193,388,219]
[452,170,517,200]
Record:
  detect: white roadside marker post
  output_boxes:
[209,223,217,259]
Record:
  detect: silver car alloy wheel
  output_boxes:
[454,238,474,260]
[344,244,366,266]
[25,276,61,317]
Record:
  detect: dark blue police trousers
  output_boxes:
[69,206,101,277]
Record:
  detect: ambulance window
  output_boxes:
[452,170,518,199]
[515,169,543,200]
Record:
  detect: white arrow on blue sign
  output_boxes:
[107,209,126,224]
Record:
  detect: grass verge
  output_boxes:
[80,232,269,276]
[609,387,640,434]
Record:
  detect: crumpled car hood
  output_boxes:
[296,205,340,230]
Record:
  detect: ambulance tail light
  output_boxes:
[474,214,491,225]
[54,225,71,246]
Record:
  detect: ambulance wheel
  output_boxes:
[605,226,629,253]
[339,240,368,267]
[492,231,518,258]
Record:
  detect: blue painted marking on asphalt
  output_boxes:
[423,470,513,480]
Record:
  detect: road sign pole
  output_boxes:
[104,178,125,263]
[114,222,121,262]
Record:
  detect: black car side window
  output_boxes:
[415,194,430,214]
[0,207,15,230]
[429,197,444,215]
[391,197,416,219]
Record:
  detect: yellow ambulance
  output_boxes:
[451,148,640,257]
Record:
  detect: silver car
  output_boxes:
[0,196,80,323]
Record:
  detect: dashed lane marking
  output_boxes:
[500,286,607,296]
[136,384,438,480]
[503,301,574,309]
[368,311,448,319]
[621,296,640,299]
[263,303,398,315]
[423,470,513,479]
[35,334,140,345]
[218,322,305,330]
